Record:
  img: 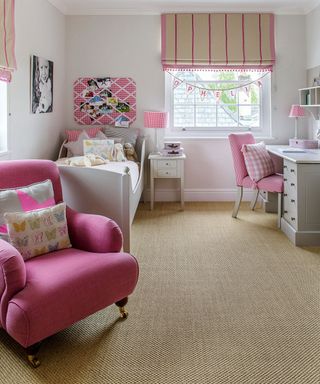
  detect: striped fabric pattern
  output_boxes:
[144,111,168,129]
[0,0,16,82]
[161,13,275,71]
[66,127,102,142]
[241,142,275,182]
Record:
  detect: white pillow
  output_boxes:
[83,139,115,161]
[64,130,90,156]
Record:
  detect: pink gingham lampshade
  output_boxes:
[288,105,305,118]
[144,111,168,129]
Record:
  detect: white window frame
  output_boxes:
[165,71,271,139]
[0,81,8,154]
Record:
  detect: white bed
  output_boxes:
[56,136,145,253]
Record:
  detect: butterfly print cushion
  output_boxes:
[4,202,71,260]
[0,179,55,241]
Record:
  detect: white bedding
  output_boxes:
[57,158,140,190]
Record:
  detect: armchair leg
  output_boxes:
[115,297,129,319]
[232,187,243,218]
[26,342,41,368]
[250,189,259,211]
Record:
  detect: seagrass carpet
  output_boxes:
[0,202,319,384]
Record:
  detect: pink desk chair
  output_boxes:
[228,133,283,227]
[0,160,139,367]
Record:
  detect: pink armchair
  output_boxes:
[228,133,283,226]
[0,160,139,367]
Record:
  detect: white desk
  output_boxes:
[267,145,320,246]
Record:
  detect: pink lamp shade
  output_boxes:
[144,111,168,129]
[288,105,305,118]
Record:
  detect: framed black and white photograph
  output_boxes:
[31,55,53,113]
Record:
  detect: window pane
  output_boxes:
[217,106,238,127]
[195,106,216,127]
[174,106,194,127]
[239,105,260,127]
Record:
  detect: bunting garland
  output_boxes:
[168,71,268,101]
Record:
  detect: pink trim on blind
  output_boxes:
[0,68,11,82]
[270,14,275,62]
[192,14,194,65]
[175,14,177,65]
[161,14,166,65]
[208,14,212,64]
[163,64,273,72]
[242,14,245,65]
[225,14,228,65]
[3,0,8,68]
[259,14,262,65]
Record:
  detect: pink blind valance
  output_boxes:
[161,13,275,71]
[0,0,16,82]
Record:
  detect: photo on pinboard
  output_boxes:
[31,55,53,114]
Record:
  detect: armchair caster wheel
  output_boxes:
[119,307,128,319]
[27,355,41,368]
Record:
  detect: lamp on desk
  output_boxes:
[288,104,318,149]
[144,111,168,153]
[288,104,305,139]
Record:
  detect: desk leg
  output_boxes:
[180,161,185,210]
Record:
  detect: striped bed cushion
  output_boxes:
[66,127,102,142]
[241,142,275,182]
[103,127,138,147]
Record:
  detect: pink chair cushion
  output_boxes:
[5,248,139,347]
[242,174,283,193]
[228,133,255,186]
[241,142,275,182]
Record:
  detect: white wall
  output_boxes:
[8,0,66,160]
[306,4,320,138]
[66,15,306,201]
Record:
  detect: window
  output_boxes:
[166,70,271,137]
[0,81,8,152]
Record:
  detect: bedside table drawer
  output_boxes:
[157,160,177,169]
[156,169,177,177]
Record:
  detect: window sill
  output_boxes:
[0,150,11,160]
[164,135,276,141]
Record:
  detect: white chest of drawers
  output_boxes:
[148,153,186,210]
[268,145,320,246]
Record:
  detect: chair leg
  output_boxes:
[26,342,41,368]
[277,192,282,229]
[232,186,243,218]
[250,189,259,211]
[115,297,129,319]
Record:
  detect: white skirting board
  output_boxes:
[144,188,257,202]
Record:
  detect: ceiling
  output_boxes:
[48,0,320,15]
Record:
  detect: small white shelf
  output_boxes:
[299,86,320,120]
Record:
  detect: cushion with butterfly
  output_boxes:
[4,202,72,260]
[0,180,55,242]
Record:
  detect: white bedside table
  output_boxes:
[148,153,186,210]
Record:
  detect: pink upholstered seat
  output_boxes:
[228,133,284,225]
[0,160,139,367]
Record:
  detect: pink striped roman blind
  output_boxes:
[0,0,16,82]
[161,13,275,71]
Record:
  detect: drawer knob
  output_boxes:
[284,165,288,169]
[284,178,287,181]
[284,193,288,197]
[284,210,288,214]
[291,199,295,203]
[290,169,295,173]
[290,183,295,186]
[166,163,169,166]
[291,217,296,221]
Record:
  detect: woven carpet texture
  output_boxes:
[0,202,319,383]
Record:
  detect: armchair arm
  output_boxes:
[66,207,123,253]
[0,240,26,329]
